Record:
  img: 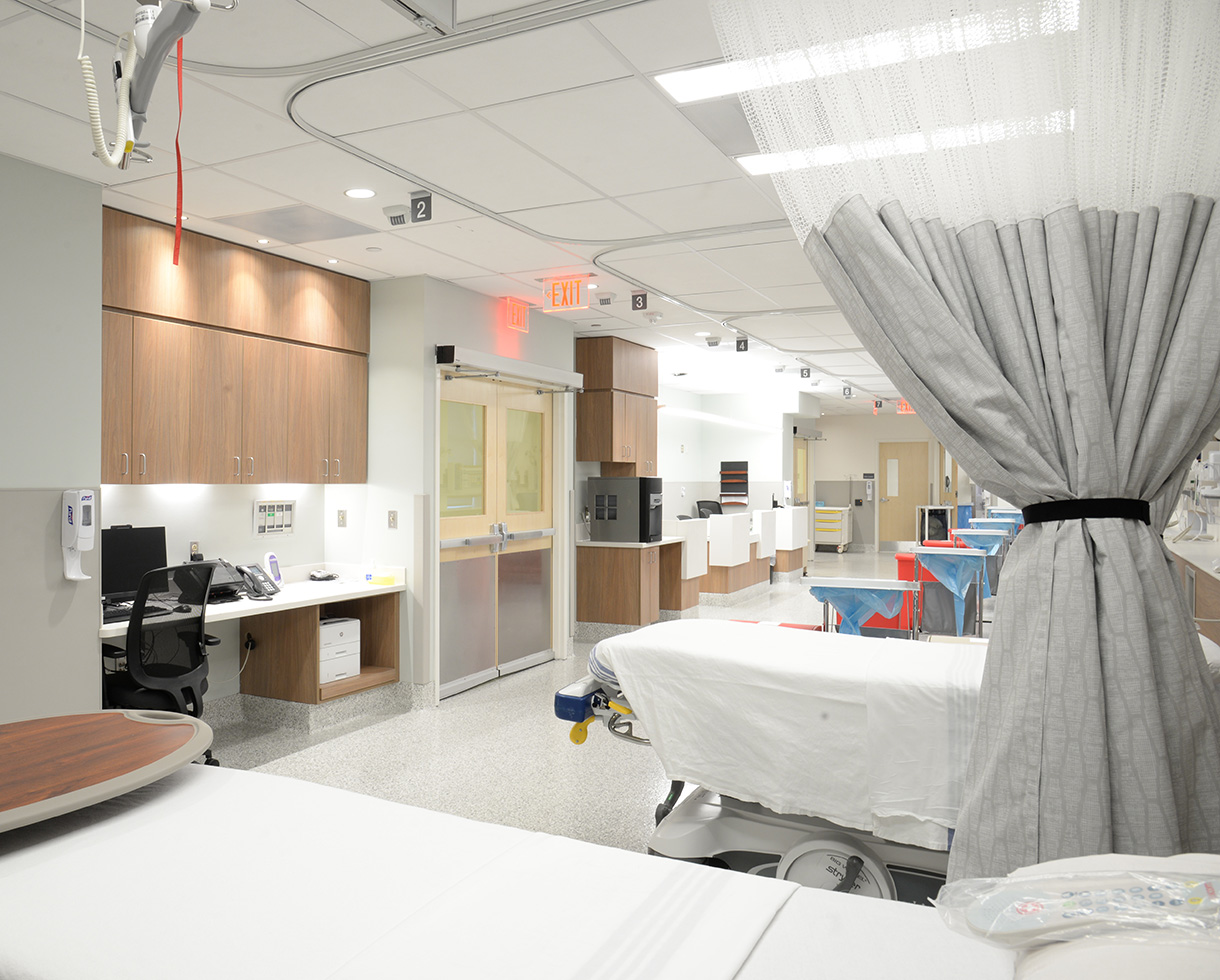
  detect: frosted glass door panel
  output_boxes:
[440,556,496,688]
[505,409,543,514]
[440,400,485,517]
[497,547,552,668]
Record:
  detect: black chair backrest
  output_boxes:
[123,562,218,716]
[696,500,723,518]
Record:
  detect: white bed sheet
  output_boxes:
[596,621,986,849]
[0,765,794,980]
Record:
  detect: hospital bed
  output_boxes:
[0,751,1022,980]
[557,621,1220,906]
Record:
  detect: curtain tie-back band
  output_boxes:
[1022,498,1150,526]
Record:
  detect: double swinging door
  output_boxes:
[438,377,555,698]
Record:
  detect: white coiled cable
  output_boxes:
[77,1,138,168]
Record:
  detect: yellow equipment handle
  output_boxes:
[570,715,595,744]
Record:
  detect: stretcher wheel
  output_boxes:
[569,716,594,745]
[776,833,895,900]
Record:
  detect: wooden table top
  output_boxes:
[0,710,212,832]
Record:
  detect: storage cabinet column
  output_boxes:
[575,337,658,477]
[101,311,133,484]
[131,317,191,484]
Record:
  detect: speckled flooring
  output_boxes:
[219,560,979,856]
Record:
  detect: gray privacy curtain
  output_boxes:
[805,192,1220,878]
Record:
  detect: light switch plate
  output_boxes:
[337,509,347,528]
[388,510,398,529]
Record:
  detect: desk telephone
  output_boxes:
[235,562,279,598]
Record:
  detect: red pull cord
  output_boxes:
[172,37,184,266]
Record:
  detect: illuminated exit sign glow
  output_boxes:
[505,297,530,333]
[897,399,916,415]
[541,276,588,312]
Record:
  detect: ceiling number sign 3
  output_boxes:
[631,290,648,311]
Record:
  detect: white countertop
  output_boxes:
[576,536,683,550]
[1165,535,1220,582]
[99,577,406,639]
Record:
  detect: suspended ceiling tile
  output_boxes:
[175,0,365,67]
[297,0,425,46]
[266,242,383,279]
[675,288,779,314]
[703,240,821,289]
[347,111,598,212]
[104,167,297,220]
[199,72,308,117]
[617,178,784,234]
[505,198,665,242]
[403,215,587,274]
[478,77,741,197]
[290,232,491,280]
[761,284,839,309]
[406,21,632,109]
[455,0,541,21]
[446,274,539,301]
[802,310,859,334]
[807,353,873,369]
[214,141,440,227]
[293,66,463,138]
[609,250,747,296]
[589,0,726,74]
[694,226,798,252]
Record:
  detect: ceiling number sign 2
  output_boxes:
[631,290,648,311]
[410,191,432,223]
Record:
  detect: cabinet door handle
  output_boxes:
[121,452,129,476]
[233,456,241,477]
[139,453,146,476]
[247,457,255,478]
[334,458,341,478]
[323,458,329,478]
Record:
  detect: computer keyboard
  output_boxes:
[102,602,172,623]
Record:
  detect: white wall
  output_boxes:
[815,413,936,479]
[361,277,575,685]
[0,154,103,722]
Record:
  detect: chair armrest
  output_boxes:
[204,634,221,647]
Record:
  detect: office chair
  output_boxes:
[103,562,220,765]
[696,500,723,519]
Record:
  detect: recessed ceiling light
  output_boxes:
[365,246,382,253]
[588,283,599,289]
[257,238,269,244]
[327,259,338,264]
[344,188,376,199]
[694,331,711,337]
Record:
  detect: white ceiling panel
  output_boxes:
[703,240,820,289]
[274,231,484,280]
[693,227,796,252]
[403,216,587,274]
[590,0,726,74]
[347,112,597,212]
[103,167,297,220]
[675,289,778,313]
[617,178,783,235]
[801,310,859,334]
[293,66,461,137]
[447,273,539,300]
[214,141,447,228]
[608,250,747,296]
[174,0,364,67]
[806,353,874,369]
[761,284,839,309]
[198,72,308,117]
[266,242,386,279]
[455,0,540,22]
[478,77,741,197]
[298,0,425,46]
[406,21,631,109]
[505,198,664,242]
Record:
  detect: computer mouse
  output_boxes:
[174,604,192,613]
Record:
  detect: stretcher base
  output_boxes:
[649,788,948,906]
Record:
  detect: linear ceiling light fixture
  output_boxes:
[655,0,1079,104]
[738,109,1074,176]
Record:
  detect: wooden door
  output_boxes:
[641,547,660,624]
[939,442,958,525]
[328,350,368,483]
[285,345,329,484]
[639,395,658,476]
[131,317,191,484]
[189,327,244,484]
[241,336,288,483]
[101,311,133,484]
[878,441,929,542]
[620,391,639,462]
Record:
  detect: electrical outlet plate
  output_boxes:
[254,500,295,535]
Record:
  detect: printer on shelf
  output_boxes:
[320,617,360,683]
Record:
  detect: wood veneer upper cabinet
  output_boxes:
[241,337,289,484]
[575,336,658,397]
[131,318,191,484]
[638,394,658,476]
[101,311,133,484]
[280,264,370,353]
[189,327,244,484]
[285,345,330,484]
[103,211,203,324]
[328,350,368,483]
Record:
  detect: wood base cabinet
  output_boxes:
[576,546,659,626]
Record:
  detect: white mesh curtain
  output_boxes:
[714,0,1220,880]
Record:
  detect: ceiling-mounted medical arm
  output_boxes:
[127,0,210,146]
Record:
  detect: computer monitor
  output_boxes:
[101,526,168,604]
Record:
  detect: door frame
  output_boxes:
[430,369,574,705]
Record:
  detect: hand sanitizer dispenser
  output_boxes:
[62,489,95,581]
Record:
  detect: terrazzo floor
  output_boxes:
[219,554,969,855]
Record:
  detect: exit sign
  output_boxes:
[897,399,916,415]
[541,276,588,312]
[505,297,530,333]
